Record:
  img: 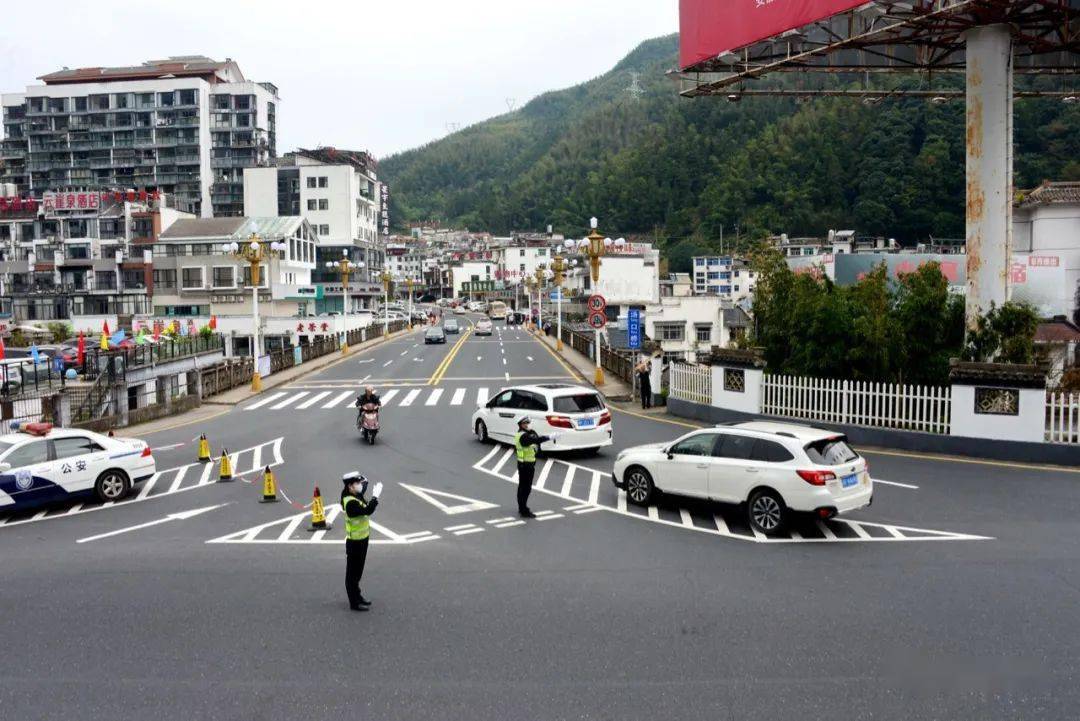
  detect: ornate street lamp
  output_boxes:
[575,218,625,384]
[226,233,287,392]
[533,264,549,335]
[325,248,363,353]
[404,276,417,329]
[380,269,393,335]
[551,251,576,352]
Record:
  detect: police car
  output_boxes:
[0,422,156,511]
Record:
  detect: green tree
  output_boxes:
[963,302,1040,364]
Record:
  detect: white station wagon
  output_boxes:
[472,384,613,453]
[612,421,872,535]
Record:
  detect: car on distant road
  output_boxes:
[443,318,461,334]
[472,383,613,453]
[0,423,156,511]
[475,319,493,336]
[454,305,467,315]
[612,421,873,536]
[424,326,447,344]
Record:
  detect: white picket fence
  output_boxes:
[762,374,952,435]
[669,363,712,405]
[1046,392,1080,444]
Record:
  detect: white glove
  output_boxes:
[372,482,384,498]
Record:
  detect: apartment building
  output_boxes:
[691,256,756,302]
[1,56,279,219]
[243,147,385,312]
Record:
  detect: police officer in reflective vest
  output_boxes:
[514,417,552,518]
[341,472,382,611]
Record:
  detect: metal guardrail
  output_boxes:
[557,325,635,383]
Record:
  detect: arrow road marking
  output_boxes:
[399,482,500,515]
[77,504,227,543]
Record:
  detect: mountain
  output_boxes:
[379,34,1080,270]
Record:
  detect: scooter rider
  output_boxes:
[356,384,381,409]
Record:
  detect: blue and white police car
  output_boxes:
[0,422,156,511]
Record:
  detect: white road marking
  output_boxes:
[169,465,192,493]
[616,489,627,513]
[310,505,342,542]
[559,465,577,496]
[873,478,920,490]
[573,506,603,514]
[77,504,226,544]
[150,443,185,452]
[425,389,443,406]
[136,473,161,501]
[486,516,516,524]
[270,392,308,410]
[504,373,510,381]
[380,389,399,404]
[537,513,564,521]
[816,521,838,540]
[679,508,693,527]
[295,391,332,409]
[846,521,872,539]
[477,356,482,361]
[277,514,306,541]
[445,523,478,532]
[399,389,422,407]
[495,520,526,528]
[502,358,507,365]
[453,527,486,536]
[383,360,393,367]
[647,505,660,521]
[400,350,408,356]
[195,460,215,486]
[322,391,354,409]
[587,471,601,505]
[245,392,287,410]
[527,356,534,362]
[477,388,490,405]
[450,388,467,406]
[399,483,500,515]
[535,459,554,490]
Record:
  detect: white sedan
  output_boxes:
[612,421,872,536]
[472,384,613,453]
[0,423,156,511]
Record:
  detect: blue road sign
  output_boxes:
[549,291,565,301]
[627,309,642,350]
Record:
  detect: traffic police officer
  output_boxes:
[341,472,382,611]
[514,417,552,518]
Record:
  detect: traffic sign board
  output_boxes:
[588,311,607,329]
[549,290,565,302]
[588,294,606,312]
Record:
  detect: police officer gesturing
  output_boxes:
[341,472,382,612]
[514,417,554,518]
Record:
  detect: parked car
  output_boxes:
[475,319,493,336]
[612,421,873,536]
[443,318,460,334]
[424,326,447,344]
[471,384,613,453]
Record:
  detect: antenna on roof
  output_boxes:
[626,72,644,101]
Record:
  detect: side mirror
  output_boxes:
[665,450,674,460]
[0,463,10,473]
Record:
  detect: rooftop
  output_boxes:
[38,56,244,85]
[289,147,377,172]
[158,216,306,241]
[1017,182,1080,208]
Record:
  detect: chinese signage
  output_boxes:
[461,281,496,293]
[380,184,390,238]
[44,191,100,213]
[627,308,642,350]
[0,196,39,214]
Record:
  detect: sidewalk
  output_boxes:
[533,329,634,400]
[124,327,418,435]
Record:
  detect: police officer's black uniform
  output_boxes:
[341,473,379,611]
[514,418,550,518]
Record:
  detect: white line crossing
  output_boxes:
[425,389,443,406]
[380,389,399,404]
[477,388,489,405]
[270,392,308,410]
[322,391,354,409]
[451,388,467,406]
[244,392,287,410]
[399,389,422,407]
[296,391,332,409]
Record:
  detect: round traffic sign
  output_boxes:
[588,311,607,329]
[588,294,606,312]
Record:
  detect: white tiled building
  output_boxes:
[691,256,756,302]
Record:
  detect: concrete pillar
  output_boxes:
[964,24,1014,329]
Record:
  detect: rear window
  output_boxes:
[552,394,604,413]
[804,437,859,465]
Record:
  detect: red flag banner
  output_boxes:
[679,0,864,70]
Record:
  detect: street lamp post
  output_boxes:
[578,217,625,385]
[325,249,363,354]
[405,277,416,330]
[533,265,547,335]
[525,276,536,330]
[551,252,575,352]
[226,233,287,392]
[380,269,393,335]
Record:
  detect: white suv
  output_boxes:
[472,384,613,453]
[612,421,872,535]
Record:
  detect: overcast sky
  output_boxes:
[0,1,677,160]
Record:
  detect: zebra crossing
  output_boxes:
[0,438,285,530]
[242,386,494,413]
[207,506,440,546]
[472,446,991,544]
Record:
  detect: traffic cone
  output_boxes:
[197,434,211,462]
[308,486,330,531]
[260,466,278,503]
[218,449,233,481]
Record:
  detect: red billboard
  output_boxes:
[680,0,864,70]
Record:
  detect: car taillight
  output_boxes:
[546,415,574,429]
[598,410,611,425]
[141,446,153,458]
[796,469,836,486]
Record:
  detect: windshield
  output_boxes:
[0,440,15,458]
[804,437,859,466]
[552,394,605,414]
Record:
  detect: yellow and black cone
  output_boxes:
[308,486,330,531]
[218,449,233,481]
[260,466,278,503]
[198,434,212,463]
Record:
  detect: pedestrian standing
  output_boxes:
[514,417,553,518]
[636,356,653,409]
[341,472,383,612]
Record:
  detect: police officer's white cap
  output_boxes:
[342,471,366,484]
[517,417,531,426]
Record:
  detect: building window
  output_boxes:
[974,387,1020,416]
[695,325,711,343]
[307,199,317,211]
[212,266,235,288]
[656,323,685,341]
[695,258,705,266]
[307,177,317,188]
[181,267,204,289]
[318,176,328,188]
[153,269,176,289]
[319,224,329,235]
[318,199,328,210]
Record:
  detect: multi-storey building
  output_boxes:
[1,56,278,219]
[243,147,385,313]
[691,256,756,302]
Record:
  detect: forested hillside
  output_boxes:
[380,34,1080,270]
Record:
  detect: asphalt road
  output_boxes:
[2,312,1079,721]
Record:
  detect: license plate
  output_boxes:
[841,474,858,488]
[577,418,595,428]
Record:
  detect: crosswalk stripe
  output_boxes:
[168,465,190,493]
[425,389,443,406]
[245,392,287,410]
[136,473,161,501]
[560,465,576,496]
[296,391,332,409]
[399,389,422,407]
[322,391,354,409]
[847,521,872,539]
[380,389,399,404]
[277,514,306,541]
[450,388,467,406]
[587,471,601,505]
[535,459,554,490]
[270,392,308,410]
[477,388,489,405]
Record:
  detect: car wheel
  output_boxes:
[94,469,131,503]
[624,466,655,506]
[748,488,787,536]
[475,420,489,443]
